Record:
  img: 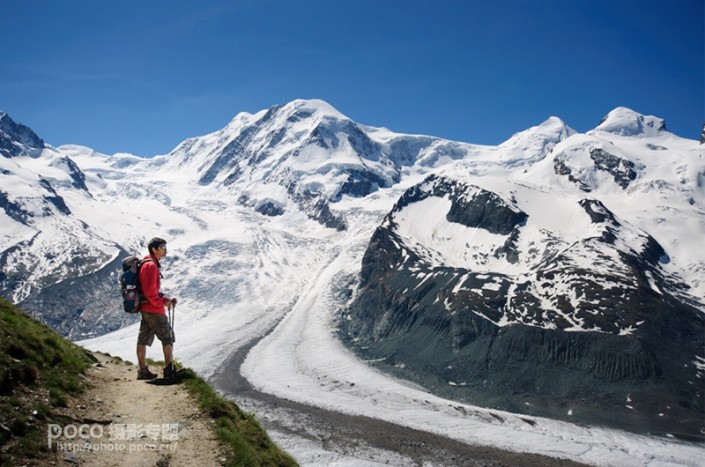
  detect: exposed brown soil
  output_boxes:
[35,352,227,467]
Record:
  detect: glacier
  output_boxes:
[1,100,704,465]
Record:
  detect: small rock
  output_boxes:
[63,452,81,464]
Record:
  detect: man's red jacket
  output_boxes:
[139,254,170,315]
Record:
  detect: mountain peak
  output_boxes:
[498,115,575,165]
[502,116,574,145]
[283,98,347,118]
[268,99,350,127]
[593,107,667,137]
[532,116,575,139]
[0,110,45,157]
[218,99,348,136]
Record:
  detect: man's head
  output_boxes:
[147,237,167,257]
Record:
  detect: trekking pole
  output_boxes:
[169,302,175,344]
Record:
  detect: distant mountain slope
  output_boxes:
[340,173,704,436]
[1,114,138,339]
[0,111,45,158]
[1,101,703,438]
[339,107,705,436]
[157,99,483,229]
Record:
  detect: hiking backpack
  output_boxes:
[120,256,149,313]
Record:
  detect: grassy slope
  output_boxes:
[0,297,93,463]
[0,298,297,466]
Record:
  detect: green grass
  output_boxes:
[0,298,298,466]
[0,297,94,463]
[179,366,299,467]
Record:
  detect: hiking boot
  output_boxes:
[163,363,177,379]
[137,367,157,380]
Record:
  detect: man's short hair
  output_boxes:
[147,237,167,254]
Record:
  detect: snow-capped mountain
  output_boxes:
[1,101,703,446]
[1,111,45,158]
[340,173,703,433]
[340,107,705,435]
[0,113,139,338]
[156,99,481,230]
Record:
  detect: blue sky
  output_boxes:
[1,0,702,157]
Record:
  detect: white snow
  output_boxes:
[79,189,704,466]
[1,101,702,466]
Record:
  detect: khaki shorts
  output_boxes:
[137,312,174,346]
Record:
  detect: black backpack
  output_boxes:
[119,256,151,313]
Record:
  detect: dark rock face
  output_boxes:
[237,194,285,217]
[553,148,638,192]
[38,179,72,216]
[62,156,91,193]
[336,169,390,201]
[255,201,284,217]
[198,135,248,186]
[0,178,77,226]
[307,119,383,163]
[589,148,637,189]
[291,190,347,232]
[18,252,139,340]
[0,190,33,225]
[387,137,436,167]
[1,243,138,340]
[390,175,527,235]
[340,176,705,438]
[0,112,45,158]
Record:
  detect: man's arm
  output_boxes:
[141,262,169,309]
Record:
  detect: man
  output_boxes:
[136,237,178,380]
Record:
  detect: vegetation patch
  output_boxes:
[0,298,94,464]
[1,297,298,466]
[180,366,298,466]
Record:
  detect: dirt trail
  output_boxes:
[43,352,227,467]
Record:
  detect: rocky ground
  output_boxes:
[38,352,227,467]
